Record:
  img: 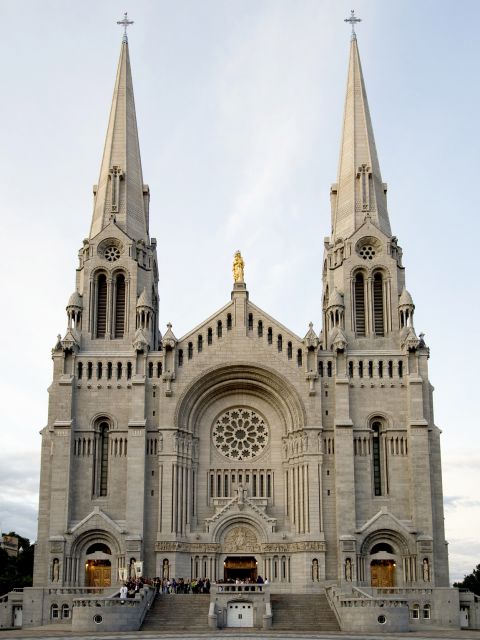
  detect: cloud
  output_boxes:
[0,452,39,542]
[444,495,480,510]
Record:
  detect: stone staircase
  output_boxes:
[141,593,211,631]
[270,593,340,631]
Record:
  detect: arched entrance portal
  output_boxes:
[85,543,112,587]
[370,560,395,587]
[86,560,111,587]
[224,556,257,582]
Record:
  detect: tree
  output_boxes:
[454,564,480,596]
[0,532,35,597]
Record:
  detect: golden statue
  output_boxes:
[232,250,245,283]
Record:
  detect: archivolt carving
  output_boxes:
[224,526,258,553]
[174,363,306,435]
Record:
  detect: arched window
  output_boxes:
[372,421,383,496]
[178,349,183,367]
[207,327,213,345]
[248,313,253,331]
[217,320,223,338]
[86,543,111,554]
[287,341,292,359]
[114,273,126,338]
[198,335,203,352]
[373,272,385,336]
[258,320,263,337]
[188,342,193,359]
[61,604,70,619]
[96,421,110,496]
[297,349,302,367]
[411,604,420,620]
[50,603,59,619]
[148,362,153,378]
[423,604,431,620]
[354,272,366,336]
[227,313,232,330]
[277,334,283,352]
[96,273,107,338]
[268,327,273,345]
[77,362,83,379]
[371,542,394,554]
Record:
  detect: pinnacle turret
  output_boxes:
[331,36,391,241]
[90,36,149,243]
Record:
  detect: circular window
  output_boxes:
[98,238,124,262]
[359,245,376,260]
[356,236,381,260]
[104,245,121,262]
[377,615,387,624]
[212,408,269,461]
[93,614,103,624]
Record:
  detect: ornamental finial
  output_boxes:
[233,250,245,283]
[117,12,134,43]
[344,9,361,39]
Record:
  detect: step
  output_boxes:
[270,594,339,631]
[142,594,211,630]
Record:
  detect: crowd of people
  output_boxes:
[119,577,212,598]
[119,575,268,598]
[154,577,212,594]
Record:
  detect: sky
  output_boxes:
[0,0,479,584]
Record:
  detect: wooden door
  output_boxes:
[370,560,394,587]
[86,561,111,587]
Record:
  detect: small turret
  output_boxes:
[399,288,415,329]
[66,291,83,330]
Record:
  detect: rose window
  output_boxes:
[104,245,121,262]
[359,245,376,260]
[212,408,269,461]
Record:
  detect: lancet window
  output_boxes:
[354,272,366,336]
[373,272,385,336]
[92,270,128,339]
[94,420,111,497]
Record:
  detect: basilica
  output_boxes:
[4,16,467,633]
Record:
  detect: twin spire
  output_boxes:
[90,20,149,243]
[89,14,391,247]
[331,27,391,241]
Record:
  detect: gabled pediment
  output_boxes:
[356,506,415,537]
[205,493,276,534]
[178,298,302,346]
[88,219,134,248]
[178,299,233,343]
[348,217,392,247]
[68,506,125,537]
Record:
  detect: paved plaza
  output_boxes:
[1,629,480,640]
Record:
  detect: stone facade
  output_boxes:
[18,29,458,631]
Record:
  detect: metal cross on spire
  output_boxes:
[117,12,134,43]
[344,9,361,39]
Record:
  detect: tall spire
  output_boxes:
[90,25,149,243]
[331,29,391,241]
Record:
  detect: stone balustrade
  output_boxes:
[212,582,270,595]
[72,585,155,632]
